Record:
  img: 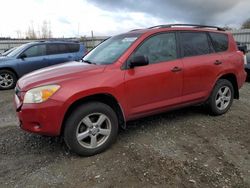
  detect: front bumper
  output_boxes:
[15,96,64,136]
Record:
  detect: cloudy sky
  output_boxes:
[0,0,249,38]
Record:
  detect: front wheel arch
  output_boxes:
[60,93,125,136]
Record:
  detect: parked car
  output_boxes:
[0,47,17,56]
[0,41,86,89]
[245,52,250,77]
[14,24,247,156]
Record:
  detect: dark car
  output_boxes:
[15,24,246,156]
[245,53,250,77]
[0,41,86,89]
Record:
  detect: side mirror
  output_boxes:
[129,55,149,68]
[19,54,27,59]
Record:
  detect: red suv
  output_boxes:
[15,24,247,156]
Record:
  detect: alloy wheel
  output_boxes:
[215,86,232,111]
[76,113,112,149]
[0,73,14,88]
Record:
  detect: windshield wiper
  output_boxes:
[82,59,96,65]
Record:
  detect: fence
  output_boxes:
[1,29,250,53]
[0,37,108,53]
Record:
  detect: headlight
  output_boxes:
[23,85,60,104]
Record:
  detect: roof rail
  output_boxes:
[35,39,80,43]
[129,29,141,32]
[148,24,225,31]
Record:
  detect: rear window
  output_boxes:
[209,32,228,52]
[180,32,211,57]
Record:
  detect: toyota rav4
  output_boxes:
[14,24,247,156]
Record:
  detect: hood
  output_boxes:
[0,56,14,62]
[18,61,105,91]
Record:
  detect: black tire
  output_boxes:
[0,69,17,90]
[207,79,234,115]
[64,102,118,156]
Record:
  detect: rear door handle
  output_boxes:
[171,66,182,72]
[214,60,222,65]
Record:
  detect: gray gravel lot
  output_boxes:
[0,82,250,187]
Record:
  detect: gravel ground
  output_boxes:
[0,82,250,188]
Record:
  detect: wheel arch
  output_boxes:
[217,73,239,99]
[60,93,126,135]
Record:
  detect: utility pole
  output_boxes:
[91,30,94,49]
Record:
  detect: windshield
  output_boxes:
[6,43,30,57]
[83,33,141,65]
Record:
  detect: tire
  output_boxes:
[64,102,119,156]
[207,79,234,115]
[0,70,17,90]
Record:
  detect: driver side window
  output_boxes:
[22,45,46,58]
[133,33,177,64]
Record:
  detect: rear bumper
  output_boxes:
[16,98,64,136]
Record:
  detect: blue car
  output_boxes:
[0,41,86,89]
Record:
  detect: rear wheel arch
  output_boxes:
[213,73,240,99]
[61,93,126,135]
[216,73,239,99]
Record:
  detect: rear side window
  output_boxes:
[46,43,80,55]
[68,44,80,53]
[133,33,177,64]
[209,32,228,52]
[180,32,210,57]
[47,44,59,55]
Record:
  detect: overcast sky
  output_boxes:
[0,0,249,38]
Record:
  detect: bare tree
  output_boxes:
[26,26,37,39]
[25,20,52,39]
[41,20,52,39]
[241,18,250,29]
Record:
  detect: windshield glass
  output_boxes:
[83,33,141,65]
[6,43,30,57]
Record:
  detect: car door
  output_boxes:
[46,43,73,66]
[17,44,48,76]
[179,31,223,103]
[124,32,183,118]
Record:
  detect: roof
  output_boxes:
[129,24,226,35]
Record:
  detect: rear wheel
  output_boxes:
[0,70,17,90]
[64,102,118,156]
[207,79,234,115]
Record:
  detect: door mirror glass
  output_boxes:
[129,55,149,68]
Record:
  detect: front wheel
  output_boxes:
[64,102,118,156]
[207,79,234,115]
[0,70,17,90]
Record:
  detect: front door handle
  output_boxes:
[214,60,222,65]
[171,66,182,72]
